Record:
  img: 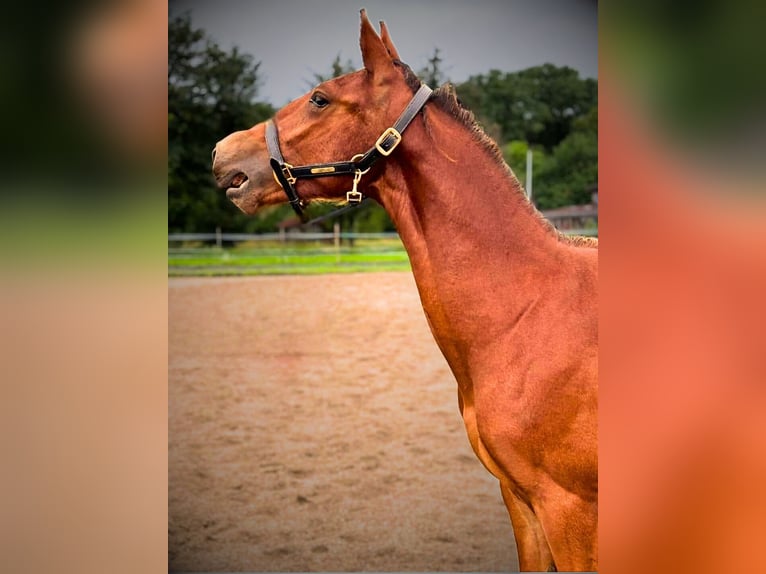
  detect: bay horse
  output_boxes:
[212,10,597,572]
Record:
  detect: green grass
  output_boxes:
[168,242,412,276]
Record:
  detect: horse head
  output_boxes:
[212,10,417,215]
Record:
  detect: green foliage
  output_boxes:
[456,64,596,152]
[533,106,598,209]
[168,14,274,233]
[502,141,546,190]
[459,65,597,209]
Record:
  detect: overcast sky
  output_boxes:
[169,0,597,106]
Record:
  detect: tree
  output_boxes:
[455,64,597,209]
[168,14,275,232]
[418,47,447,89]
[515,65,596,151]
[456,64,596,151]
[533,106,598,209]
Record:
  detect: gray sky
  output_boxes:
[170,0,597,106]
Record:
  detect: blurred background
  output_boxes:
[0,0,166,234]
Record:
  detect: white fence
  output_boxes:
[168,230,400,245]
[168,225,596,247]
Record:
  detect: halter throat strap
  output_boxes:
[265,83,432,221]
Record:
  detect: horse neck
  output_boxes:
[373,104,563,371]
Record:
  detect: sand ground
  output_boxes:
[169,273,518,571]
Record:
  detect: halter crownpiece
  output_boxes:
[265,83,433,222]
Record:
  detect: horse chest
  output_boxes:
[460,396,507,480]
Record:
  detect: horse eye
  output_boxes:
[310,93,329,108]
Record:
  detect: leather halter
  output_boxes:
[265,83,432,222]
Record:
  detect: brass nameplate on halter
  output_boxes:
[310,166,336,174]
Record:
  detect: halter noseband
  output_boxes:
[265,83,433,222]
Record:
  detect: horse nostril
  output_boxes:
[211,147,217,164]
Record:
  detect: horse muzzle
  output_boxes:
[212,125,281,213]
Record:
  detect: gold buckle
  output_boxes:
[280,163,296,185]
[375,127,402,156]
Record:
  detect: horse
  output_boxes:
[212,10,597,572]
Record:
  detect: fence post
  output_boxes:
[334,222,341,263]
[525,147,534,202]
[215,226,222,249]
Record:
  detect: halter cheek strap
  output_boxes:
[265,83,432,222]
[265,122,306,216]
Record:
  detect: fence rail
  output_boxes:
[168,227,596,246]
[168,231,401,243]
[168,225,596,276]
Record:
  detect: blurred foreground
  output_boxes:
[601,2,766,573]
[0,1,167,574]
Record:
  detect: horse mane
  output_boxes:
[396,62,505,166]
[395,62,597,248]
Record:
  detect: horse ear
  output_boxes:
[379,20,401,60]
[360,9,394,76]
